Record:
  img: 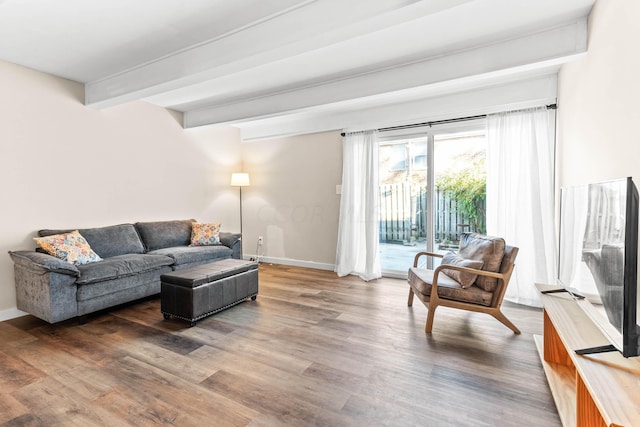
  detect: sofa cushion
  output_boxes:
[408,267,493,307]
[135,219,194,251]
[149,245,233,266]
[77,267,171,302]
[34,230,103,265]
[190,222,221,246]
[458,233,505,292]
[39,224,145,258]
[75,253,174,285]
[440,251,484,288]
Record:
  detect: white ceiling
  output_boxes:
[0,0,594,137]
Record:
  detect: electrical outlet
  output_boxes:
[258,236,263,245]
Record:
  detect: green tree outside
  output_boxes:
[435,156,486,234]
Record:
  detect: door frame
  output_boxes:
[378,119,486,277]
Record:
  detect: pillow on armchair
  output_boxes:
[440,251,484,288]
[458,233,506,292]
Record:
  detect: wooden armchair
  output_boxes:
[407,233,520,334]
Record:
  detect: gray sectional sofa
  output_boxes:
[8,219,241,323]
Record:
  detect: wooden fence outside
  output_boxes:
[379,183,485,245]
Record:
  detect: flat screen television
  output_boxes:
[556,177,640,357]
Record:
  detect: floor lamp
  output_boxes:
[230,172,250,235]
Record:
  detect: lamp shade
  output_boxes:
[230,172,250,187]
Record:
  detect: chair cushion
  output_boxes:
[408,267,493,307]
[440,251,484,288]
[458,233,505,292]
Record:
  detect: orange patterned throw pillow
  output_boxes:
[34,230,103,265]
[190,222,221,246]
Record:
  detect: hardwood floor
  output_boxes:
[0,264,560,426]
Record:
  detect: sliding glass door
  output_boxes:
[379,136,431,272]
[379,123,486,276]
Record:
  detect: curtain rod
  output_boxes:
[341,103,557,136]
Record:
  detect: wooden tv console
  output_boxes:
[535,284,640,426]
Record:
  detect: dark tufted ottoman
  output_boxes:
[160,259,258,326]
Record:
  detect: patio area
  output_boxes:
[378,181,484,276]
[380,240,446,274]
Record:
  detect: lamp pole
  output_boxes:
[230,173,250,235]
[239,185,243,235]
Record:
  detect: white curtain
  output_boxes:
[335,130,382,281]
[486,107,557,307]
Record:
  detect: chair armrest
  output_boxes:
[429,265,506,298]
[434,264,505,280]
[8,250,80,276]
[413,251,444,267]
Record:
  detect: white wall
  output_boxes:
[241,131,342,269]
[557,0,640,186]
[5,0,619,318]
[0,60,242,317]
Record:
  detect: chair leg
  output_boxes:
[407,288,414,307]
[425,305,437,333]
[492,310,521,334]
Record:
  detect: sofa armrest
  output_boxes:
[219,232,242,259]
[9,251,79,323]
[219,232,241,248]
[8,250,80,276]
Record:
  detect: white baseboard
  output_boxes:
[244,254,335,271]
[242,254,409,279]
[0,307,28,322]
